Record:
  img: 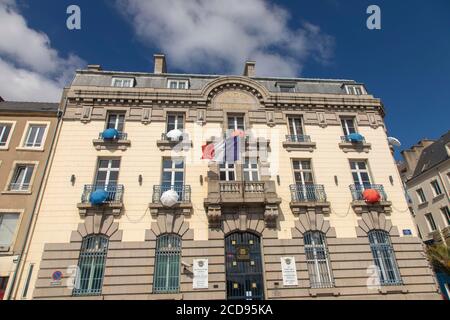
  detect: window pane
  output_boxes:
[0,214,19,247]
[0,124,12,146]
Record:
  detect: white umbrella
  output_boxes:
[166,129,183,141]
[160,189,179,207]
[388,137,402,147]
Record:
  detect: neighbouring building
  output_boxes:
[0,100,60,300]
[399,131,450,299]
[11,55,440,300]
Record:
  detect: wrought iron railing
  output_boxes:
[285,135,311,143]
[349,184,387,201]
[98,132,127,140]
[152,185,191,203]
[341,135,366,143]
[219,181,265,193]
[81,184,124,204]
[290,184,327,202]
[161,133,184,142]
[8,183,30,192]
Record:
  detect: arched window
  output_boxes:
[368,230,402,285]
[304,231,334,288]
[153,234,182,293]
[73,235,109,296]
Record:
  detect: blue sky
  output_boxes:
[1,0,449,159]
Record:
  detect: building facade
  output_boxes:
[0,100,60,300]
[12,55,440,300]
[400,132,450,243]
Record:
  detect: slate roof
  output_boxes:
[411,130,450,179]
[0,101,60,113]
[71,70,365,95]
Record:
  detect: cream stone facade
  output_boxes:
[10,55,440,300]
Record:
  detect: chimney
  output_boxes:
[243,61,256,77]
[87,64,102,71]
[154,54,167,74]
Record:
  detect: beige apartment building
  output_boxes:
[11,55,440,300]
[0,100,60,300]
[399,132,450,243]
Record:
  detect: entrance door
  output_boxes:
[225,232,264,300]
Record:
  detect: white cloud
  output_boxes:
[0,0,84,102]
[117,0,334,77]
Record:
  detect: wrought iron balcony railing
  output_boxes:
[98,132,128,141]
[219,181,265,193]
[152,185,191,204]
[285,135,312,143]
[81,184,124,204]
[290,184,327,202]
[349,184,387,201]
[341,135,366,143]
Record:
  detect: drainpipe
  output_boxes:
[6,93,67,300]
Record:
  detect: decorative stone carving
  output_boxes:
[70,213,122,242]
[351,200,392,215]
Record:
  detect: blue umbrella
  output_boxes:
[89,189,108,205]
[347,133,365,143]
[102,128,119,140]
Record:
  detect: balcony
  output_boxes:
[204,180,281,227]
[156,133,191,151]
[349,184,392,214]
[282,135,316,152]
[289,184,330,214]
[92,132,130,151]
[77,184,124,216]
[148,185,193,216]
[339,135,371,153]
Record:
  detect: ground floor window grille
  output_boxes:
[304,231,334,288]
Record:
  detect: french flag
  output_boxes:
[202,133,243,162]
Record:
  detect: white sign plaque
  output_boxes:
[193,259,209,289]
[281,257,298,286]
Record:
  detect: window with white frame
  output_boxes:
[9,164,35,191]
[227,115,245,131]
[368,230,402,285]
[111,78,134,88]
[0,213,19,248]
[350,160,372,187]
[278,83,296,93]
[106,112,125,133]
[441,206,450,226]
[304,231,334,288]
[425,213,437,231]
[345,85,365,95]
[243,158,259,182]
[219,162,235,181]
[166,113,184,133]
[293,160,314,185]
[416,188,427,204]
[94,159,120,188]
[0,123,13,147]
[287,116,304,141]
[168,79,189,90]
[24,124,46,148]
[430,180,443,197]
[341,117,357,136]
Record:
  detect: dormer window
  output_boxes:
[277,82,296,93]
[168,79,189,90]
[112,78,134,88]
[345,85,365,95]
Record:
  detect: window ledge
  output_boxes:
[2,190,32,195]
[432,194,445,202]
[378,285,408,295]
[0,246,11,253]
[339,141,371,153]
[0,147,10,151]
[156,139,191,151]
[282,141,316,152]
[92,139,131,151]
[16,147,44,152]
[309,288,341,297]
